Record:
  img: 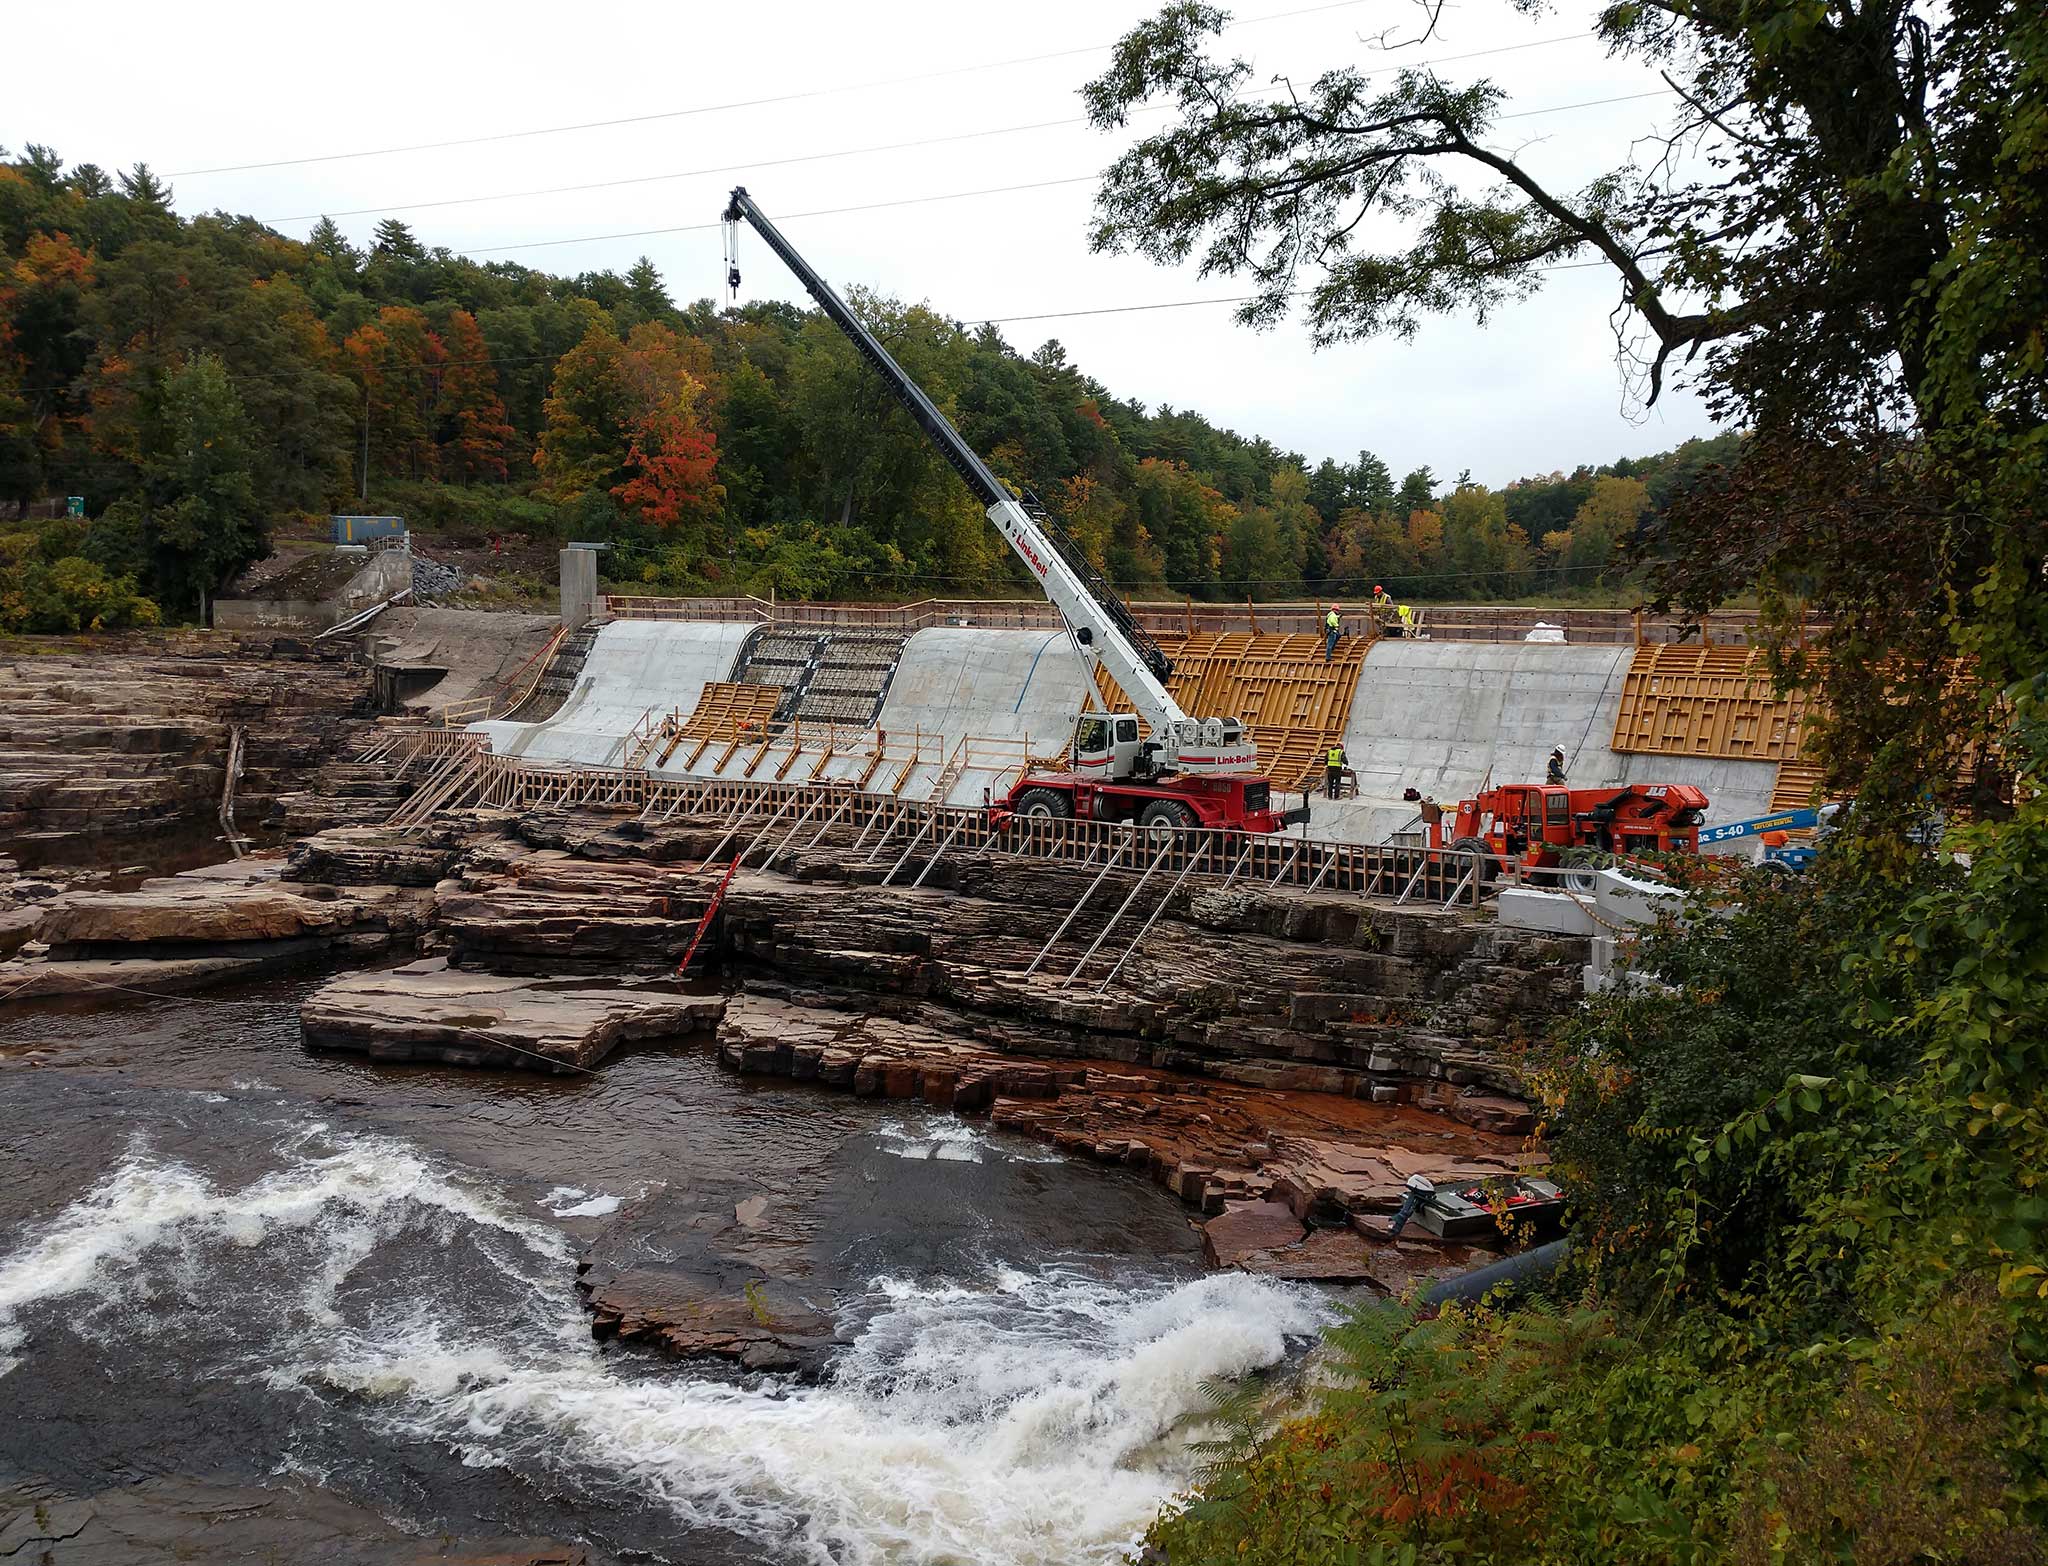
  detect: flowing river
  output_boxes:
[0,974,1326,1564]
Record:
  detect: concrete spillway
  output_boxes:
[468,621,1779,842]
[1316,641,1779,842]
[472,621,756,766]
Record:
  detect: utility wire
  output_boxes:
[262,113,1101,225]
[462,175,1099,254]
[169,19,1599,178]
[260,80,1661,231]
[452,79,1672,258]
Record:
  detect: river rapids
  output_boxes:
[0,976,1326,1564]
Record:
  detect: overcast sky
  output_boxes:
[8,0,1725,487]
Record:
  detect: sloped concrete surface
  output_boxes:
[462,619,1776,842]
[868,627,1093,802]
[474,620,753,765]
[1309,641,1777,842]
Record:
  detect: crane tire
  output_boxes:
[1137,799,1198,834]
[1011,787,1072,821]
[1449,836,1496,883]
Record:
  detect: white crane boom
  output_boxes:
[721,187,1257,777]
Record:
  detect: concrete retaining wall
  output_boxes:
[216,547,413,633]
[1306,640,1778,842]
[461,618,1778,841]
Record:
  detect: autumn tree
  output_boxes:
[0,232,93,511]
[434,308,514,481]
[535,322,724,531]
[1440,484,1526,598]
[1561,473,1649,581]
[344,305,445,481]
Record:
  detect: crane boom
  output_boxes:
[722,187,1253,770]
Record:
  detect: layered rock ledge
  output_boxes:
[715,991,1533,1289]
[0,858,432,999]
[300,958,725,1072]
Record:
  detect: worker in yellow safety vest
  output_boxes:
[1326,741,1348,800]
[1323,605,1342,664]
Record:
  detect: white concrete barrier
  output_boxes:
[1496,887,1599,936]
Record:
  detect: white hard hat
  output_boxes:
[1405,1174,1435,1193]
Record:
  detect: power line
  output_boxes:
[461,174,1101,255]
[262,114,1098,226]
[260,67,1652,233]
[169,18,1599,180]
[971,261,1610,326]
[167,0,1388,177]
[450,79,1673,260]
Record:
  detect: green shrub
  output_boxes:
[0,543,161,633]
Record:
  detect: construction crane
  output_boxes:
[722,187,1300,834]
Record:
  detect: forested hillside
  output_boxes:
[0,141,1735,627]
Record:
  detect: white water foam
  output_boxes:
[292,1264,1322,1565]
[0,1127,566,1376]
[540,1186,625,1218]
[874,1113,1063,1166]
[0,1132,1325,1565]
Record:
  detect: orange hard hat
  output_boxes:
[1374,584,1383,593]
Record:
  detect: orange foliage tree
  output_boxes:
[344,305,445,480]
[435,308,514,482]
[535,321,722,525]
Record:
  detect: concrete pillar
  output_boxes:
[560,546,597,629]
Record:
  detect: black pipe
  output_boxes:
[1421,1238,1569,1307]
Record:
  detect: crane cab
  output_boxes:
[1072,714,1146,782]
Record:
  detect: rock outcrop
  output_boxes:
[0,634,375,864]
[575,1261,838,1373]
[0,1476,599,1566]
[713,991,1536,1287]
[0,857,433,1000]
[301,958,725,1072]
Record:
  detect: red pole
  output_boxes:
[675,855,742,974]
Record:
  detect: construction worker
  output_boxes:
[1388,1173,1436,1238]
[1546,746,1568,785]
[1326,740,1348,799]
[1370,584,1395,618]
[1395,602,1417,637]
[1324,604,1342,663]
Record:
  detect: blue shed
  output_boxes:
[330,515,407,544]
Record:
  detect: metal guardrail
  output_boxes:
[599,594,1804,646]
[375,732,1495,908]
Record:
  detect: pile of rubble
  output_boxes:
[410,550,465,599]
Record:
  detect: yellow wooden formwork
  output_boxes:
[1093,632,1371,794]
[668,682,787,768]
[1770,759,1831,811]
[1609,644,1815,761]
